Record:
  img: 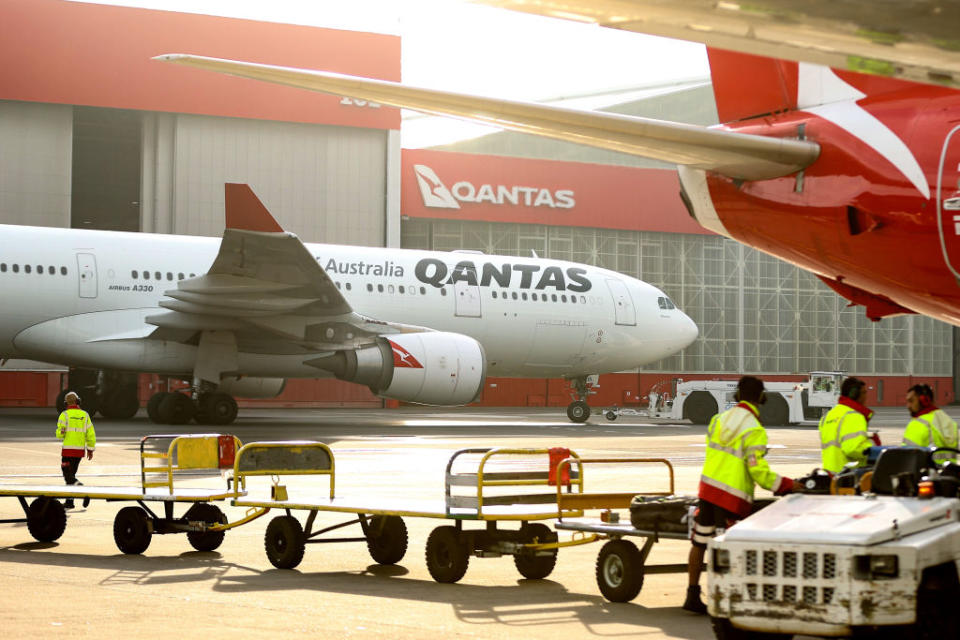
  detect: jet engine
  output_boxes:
[309,332,485,405]
[217,376,286,399]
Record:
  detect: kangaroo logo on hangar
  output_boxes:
[413,164,575,210]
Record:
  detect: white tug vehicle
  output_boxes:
[707,446,960,639]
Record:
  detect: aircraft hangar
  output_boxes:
[0,0,954,410]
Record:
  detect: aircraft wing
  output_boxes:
[154,54,818,181]
[476,0,960,91]
[145,184,427,354]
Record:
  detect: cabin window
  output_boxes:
[0,264,6,273]
[367,283,373,292]
[377,284,384,293]
[142,271,149,279]
[420,287,426,295]
[48,266,55,275]
[36,264,42,274]
[12,264,19,273]
[398,285,405,294]
[61,266,67,276]
[511,292,518,300]
[346,282,352,291]
[561,295,567,303]
[441,288,447,296]
[492,291,497,299]
[521,292,528,301]
[24,265,31,274]
[131,271,138,279]
[178,273,184,280]
[166,272,173,281]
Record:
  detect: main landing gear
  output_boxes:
[566,375,599,423]
[146,390,238,426]
[56,369,140,419]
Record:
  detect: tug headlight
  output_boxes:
[712,548,731,573]
[854,554,899,579]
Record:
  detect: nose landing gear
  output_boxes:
[566,375,598,423]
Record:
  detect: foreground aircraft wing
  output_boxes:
[154,54,818,181]
[476,0,960,91]
[145,184,427,352]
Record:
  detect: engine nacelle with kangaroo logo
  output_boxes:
[311,332,486,406]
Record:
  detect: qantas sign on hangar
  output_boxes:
[400,148,709,234]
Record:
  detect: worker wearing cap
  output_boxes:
[903,383,958,463]
[684,376,796,614]
[56,391,95,509]
[819,377,875,474]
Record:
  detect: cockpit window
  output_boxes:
[658,296,677,310]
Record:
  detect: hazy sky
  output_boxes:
[80,0,710,145]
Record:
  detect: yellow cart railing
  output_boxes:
[140,433,242,494]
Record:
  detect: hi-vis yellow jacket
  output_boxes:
[56,407,96,457]
[903,408,958,462]
[699,402,791,517]
[819,398,873,473]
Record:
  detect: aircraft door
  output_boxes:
[606,278,636,326]
[76,253,98,298]
[937,124,960,281]
[453,270,481,318]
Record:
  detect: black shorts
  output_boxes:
[691,499,739,548]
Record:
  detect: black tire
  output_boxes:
[26,497,67,542]
[567,400,591,423]
[907,566,960,640]
[100,387,140,419]
[710,616,792,639]
[683,391,718,425]
[158,392,195,425]
[605,410,618,421]
[185,503,227,552]
[425,525,469,583]
[197,392,238,426]
[264,515,305,569]
[595,539,644,602]
[513,522,558,579]
[146,392,168,423]
[113,506,152,554]
[365,515,408,565]
[758,392,789,427]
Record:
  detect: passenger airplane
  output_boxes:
[155,2,960,327]
[0,184,697,425]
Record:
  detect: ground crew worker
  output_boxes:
[819,377,875,474]
[56,391,95,509]
[903,384,958,462]
[684,376,795,614]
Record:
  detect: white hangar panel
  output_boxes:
[144,113,388,245]
[0,101,72,228]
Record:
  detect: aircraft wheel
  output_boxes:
[146,392,169,423]
[100,386,140,419]
[567,400,591,423]
[513,522,558,579]
[264,515,305,569]
[114,506,152,554]
[197,392,238,426]
[605,410,618,421]
[185,503,227,552]
[596,539,644,602]
[158,392,195,425]
[26,497,67,542]
[425,526,469,583]
[365,515,408,565]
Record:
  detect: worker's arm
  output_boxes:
[744,427,793,494]
[902,418,928,448]
[85,414,96,458]
[55,412,67,440]
[839,414,872,464]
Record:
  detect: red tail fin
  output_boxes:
[224,183,283,232]
[707,48,797,123]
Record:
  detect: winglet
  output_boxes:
[224,183,284,232]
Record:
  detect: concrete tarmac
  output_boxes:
[0,405,946,639]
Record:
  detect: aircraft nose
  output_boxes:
[679,312,699,349]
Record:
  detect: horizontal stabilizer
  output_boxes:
[155,54,820,180]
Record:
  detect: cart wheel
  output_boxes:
[366,515,408,565]
[605,410,618,421]
[26,497,67,542]
[264,515,305,569]
[596,539,644,602]
[425,526,469,583]
[185,503,227,552]
[514,522,558,579]
[113,506,152,554]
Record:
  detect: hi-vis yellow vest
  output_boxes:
[699,403,788,517]
[903,408,958,462]
[819,404,871,473]
[56,407,96,456]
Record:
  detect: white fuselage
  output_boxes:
[0,224,697,380]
